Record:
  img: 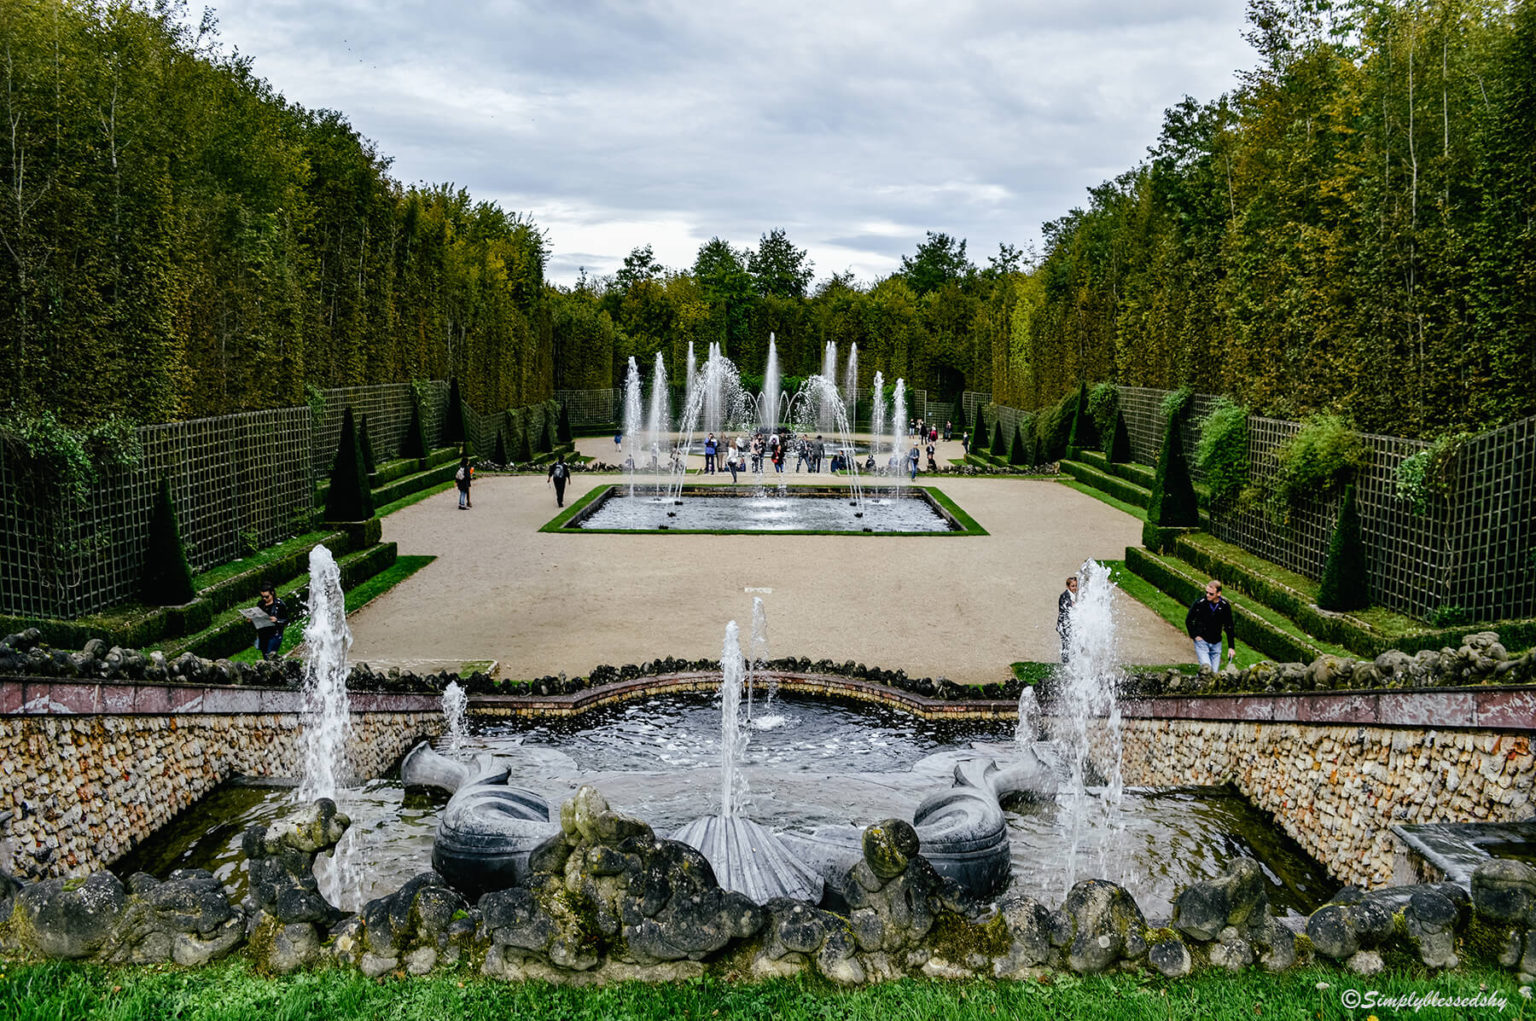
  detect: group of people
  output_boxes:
[701,431,837,482]
[906,418,953,443]
[1056,572,1236,671]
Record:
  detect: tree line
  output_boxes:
[4,2,1531,439]
[0,0,550,424]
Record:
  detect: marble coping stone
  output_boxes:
[6,674,1532,730]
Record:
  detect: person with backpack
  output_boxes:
[455,457,472,509]
[547,454,571,507]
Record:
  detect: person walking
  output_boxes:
[547,454,571,507]
[1186,579,1237,671]
[252,582,289,661]
[455,457,472,509]
[726,441,740,483]
[704,434,717,474]
[812,435,825,473]
[1057,576,1078,663]
[944,420,952,441]
[906,444,920,480]
[961,431,970,456]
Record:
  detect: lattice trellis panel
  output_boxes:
[311,382,449,476]
[1445,417,1536,621]
[554,388,617,426]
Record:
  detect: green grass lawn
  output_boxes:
[0,960,1527,1021]
[228,555,435,662]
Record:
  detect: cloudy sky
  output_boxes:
[194,1,1258,287]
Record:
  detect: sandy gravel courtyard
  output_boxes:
[346,447,1192,684]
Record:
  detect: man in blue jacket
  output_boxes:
[1186,579,1236,671]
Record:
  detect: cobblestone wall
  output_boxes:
[0,711,441,880]
[1088,718,1534,889]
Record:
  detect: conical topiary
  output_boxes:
[142,477,196,605]
[990,417,1007,459]
[557,402,573,443]
[1143,405,1198,548]
[325,407,375,521]
[953,399,967,432]
[1318,483,1369,611]
[515,417,535,464]
[1009,420,1032,467]
[358,413,377,474]
[445,379,467,446]
[1066,381,1098,455]
[493,427,509,466]
[542,407,558,453]
[1108,409,1133,463]
[401,400,427,460]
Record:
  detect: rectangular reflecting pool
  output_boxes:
[562,484,968,533]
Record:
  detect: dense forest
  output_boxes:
[0,0,550,422]
[2,1,1533,439]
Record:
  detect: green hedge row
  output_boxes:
[318,447,460,507]
[1059,460,1151,510]
[1076,450,1156,490]
[1125,546,1328,664]
[167,542,399,660]
[372,459,461,507]
[1167,534,1536,657]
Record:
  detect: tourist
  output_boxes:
[795,434,809,472]
[614,431,622,453]
[1057,576,1078,663]
[944,420,953,441]
[1186,579,1237,671]
[772,439,785,473]
[961,431,970,456]
[907,444,920,480]
[750,434,763,472]
[812,434,825,473]
[455,457,472,510]
[547,454,570,508]
[925,438,937,473]
[726,442,739,483]
[704,433,717,474]
[253,582,288,661]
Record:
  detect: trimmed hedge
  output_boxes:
[1066,381,1098,453]
[400,401,427,460]
[372,459,461,506]
[1059,460,1151,509]
[1077,450,1156,490]
[359,414,377,474]
[1108,409,1132,463]
[1125,546,1329,664]
[557,402,573,443]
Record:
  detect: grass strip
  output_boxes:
[193,530,337,590]
[377,481,456,518]
[227,555,434,663]
[1058,478,1147,520]
[0,960,1528,1021]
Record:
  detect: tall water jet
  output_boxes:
[761,333,780,433]
[703,342,724,438]
[843,344,858,430]
[819,342,838,432]
[719,621,748,818]
[441,680,468,755]
[297,545,352,803]
[870,370,886,465]
[890,378,908,487]
[683,341,697,436]
[646,351,670,469]
[1054,559,1127,894]
[621,357,643,493]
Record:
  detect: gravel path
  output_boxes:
[346,437,1192,683]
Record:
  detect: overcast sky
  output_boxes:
[194,1,1259,287]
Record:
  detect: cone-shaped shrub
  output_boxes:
[1318,483,1369,610]
[1040,390,1077,462]
[1146,406,1199,530]
[445,379,466,445]
[1009,420,1033,466]
[325,407,375,521]
[401,401,427,460]
[542,408,558,452]
[971,407,987,454]
[1108,409,1133,463]
[358,414,377,474]
[141,477,196,605]
[954,399,967,431]
[515,418,535,463]
[493,428,509,466]
[1066,381,1098,454]
[990,418,1007,458]
[557,402,573,443]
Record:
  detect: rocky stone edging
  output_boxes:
[1116,631,1535,697]
[3,795,1534,987]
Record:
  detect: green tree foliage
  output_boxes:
[900,232,975,295]
[1261,413,1367,523]
[747,229,813,299]
[1318,483,1370,610]
[324,408,374,521]
[0,3,551,424]
[987,1,1536,437]
[141,478,195,605]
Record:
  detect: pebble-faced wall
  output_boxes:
[1090,717,1533,888]
[1,681,442,880]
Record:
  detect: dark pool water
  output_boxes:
[115,692,1335,920]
